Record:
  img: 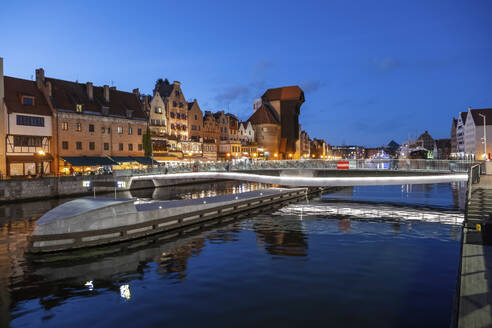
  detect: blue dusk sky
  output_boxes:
[1,0,491,146]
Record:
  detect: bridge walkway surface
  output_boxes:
[457,174,492,328]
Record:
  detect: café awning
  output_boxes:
[131,156,159,165]
[111,156,136,164]
[61,156,118,167]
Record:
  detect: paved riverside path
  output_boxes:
[458,175,492,328]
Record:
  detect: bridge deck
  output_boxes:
[457,177,492,327]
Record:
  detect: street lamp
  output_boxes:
[479,113,488,161]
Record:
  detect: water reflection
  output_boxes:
[0,182,464,327]
[253,215,308,257]
[323,182,467,211]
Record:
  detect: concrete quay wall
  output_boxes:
[0,175,216,203]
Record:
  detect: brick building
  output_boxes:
[36,69,148,173]
[154,79,189,140]
[187,99,203,141]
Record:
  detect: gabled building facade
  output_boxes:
[187,99,203,141]
[2,73,54,176]
[36,69,148,173]
[464,107,492,160]
[238,121,255,144]
[154,80,189,140]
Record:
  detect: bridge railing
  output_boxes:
[467,163,485,203]
[114,159,477,177]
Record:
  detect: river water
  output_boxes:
[0,181,465,327]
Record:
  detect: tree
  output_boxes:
[142,128,152,157]
[154,78,170,92]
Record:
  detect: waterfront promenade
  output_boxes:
[457,171,492,327]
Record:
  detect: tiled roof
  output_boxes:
[470,108,492,126]
[3,76,53,116]
[247,103,280,125]
[46,77,146,120]
[262,86,304,101]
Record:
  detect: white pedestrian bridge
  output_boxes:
[129,168,469,188]
[123,160,475,188]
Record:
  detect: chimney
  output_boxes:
[133,88,139,97]
[110,86,116,91]
[86,82,93,100]
[35,68,45,89]
[103,85,110,102]
[46,81,52,97]
[173,81,181,86]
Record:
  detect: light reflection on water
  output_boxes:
[0,182,463,327]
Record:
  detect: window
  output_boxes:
[182,114,186,119]
[156,120,160,126]
[171,124,175,129]
[138,144,143,151]
[62,141,68,149]
[22,96,34,106]
[118,127,123,134]
[195,115,198,120]
[89,124,94,132]
[173,101,177,107]
[62,122,68,130]
[101,127,105,133]
[179,102,183,108]
[107,127,111,133]
[175,90,179,97]
[177,124,180,130]
[155,107,162,114]
[14,136,42,147]
[151,119,155,125]
[89,142,95,150]
[177,113,180,119]
[119,143,123,151]
[16,115,44,127]
[170,112,175,118]
[128,127,133,135]
[76,123,81,132]
[76,104,83,112]
[183,125,187,130]
[192,125,196,131]
[104,143,109,150]
[138,128,142,135]
[128,144,133,151]
[76,142,82,150]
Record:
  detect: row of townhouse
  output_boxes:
[451,107,492,160]
[0,59,149,177]
[0,58,319,177]
[147,78,257,161]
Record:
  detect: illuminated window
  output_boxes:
[118,127,123,134]
[76,104,83,112]
[155,107,162,114]
[76,123,81,132]
[62,122,68,130]
[128,127,133,135]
